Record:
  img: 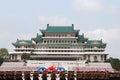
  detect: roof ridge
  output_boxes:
[47,24,74,27]
[48,26,73,27]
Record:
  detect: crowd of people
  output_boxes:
[0,71,120,80]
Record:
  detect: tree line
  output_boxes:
[0,48,8,65]
[106,57,120,71]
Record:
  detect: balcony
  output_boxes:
[34,48,84,50]
[33,52,85,54]
[30,55,79,58]
[42,37,78,39]
[34,48,104,50]
[84,48,105,51]
[14,48,34,50]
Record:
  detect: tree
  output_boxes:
[0,57,4,66]
[0,48,8,65]
[107,57,120,71]
[21,53,30,60]
[0,48,8,58]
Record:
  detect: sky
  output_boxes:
[0,0,120,58]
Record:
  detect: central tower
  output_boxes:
[30,24,107,62]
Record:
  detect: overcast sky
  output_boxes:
[0,0,120,58]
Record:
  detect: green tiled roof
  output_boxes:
[36,43,85,46]
[42,25,78,32]
[87,40,105,45]
[78,35,88,40]
[13,39,33,45]
[32,35,42,41]
[13,40,33,45]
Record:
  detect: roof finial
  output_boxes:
[47,24,49,27]
[82,33,84,36]
[72,24,74,27]
[37,33,39,36]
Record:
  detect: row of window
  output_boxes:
[31,55,106,61]
[36,47,81,49]
[43,40,78,44]
[34,50,103,52]
[15,46,105,49]
[15,46,33,48]
[45,34,75,37]
[84,55,106,61]
[15,50,32,52]
[10,54,17,60]
[10,54,106,61]
[32,54,78,56]
[14,50,104,52]
[32,58,77,61]
[36,47,104,49]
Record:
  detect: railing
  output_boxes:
[34,48,104,51]
[30,55,79,58]
[42,37,78,38]
[14,48,34,50]
[33,52,107,54]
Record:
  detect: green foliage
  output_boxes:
[86,59,91,63]
[0,57,4,66]
[0,48,8,58]
[21,53,30,60]
[0,48,8,65]
[107,57,120,71]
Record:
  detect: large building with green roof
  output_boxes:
[9,24,112,71]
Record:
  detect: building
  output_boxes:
[8,24,112,71]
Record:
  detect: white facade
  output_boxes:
[9,24,110,70]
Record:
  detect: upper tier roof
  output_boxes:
[78,34,88,41]
[12,39,34,46]
[32,34,42,42]
[87,40,106,47]
[41,24,79,32]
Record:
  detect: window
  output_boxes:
[84,55,86,60]
[74,41,76,43]
[44,40,46,43]
[101,55,103,60]
[68,40,70,43]
[94,56,98,62]
[56,40,58,43]
[104,55,107,61]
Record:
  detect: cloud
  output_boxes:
[85,28,120,44]
[84,27,120,58]
[0,32,11,40]
[73,0,117,14]
[39,16,72,26]
[17,33,35,40]
[0,32,35,51]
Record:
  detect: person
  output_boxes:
[105,71,109,80]
[0,71,5,80]
[24,71,31,80]
[5,71,11,80]
[76,71,81,80]
[33,71,39,80]
[109,72,114,80]
[16,71,23,80]
[41,71,48,80]
[67,71,75,80]
[51,71,57,80]
[59,71,66,80]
